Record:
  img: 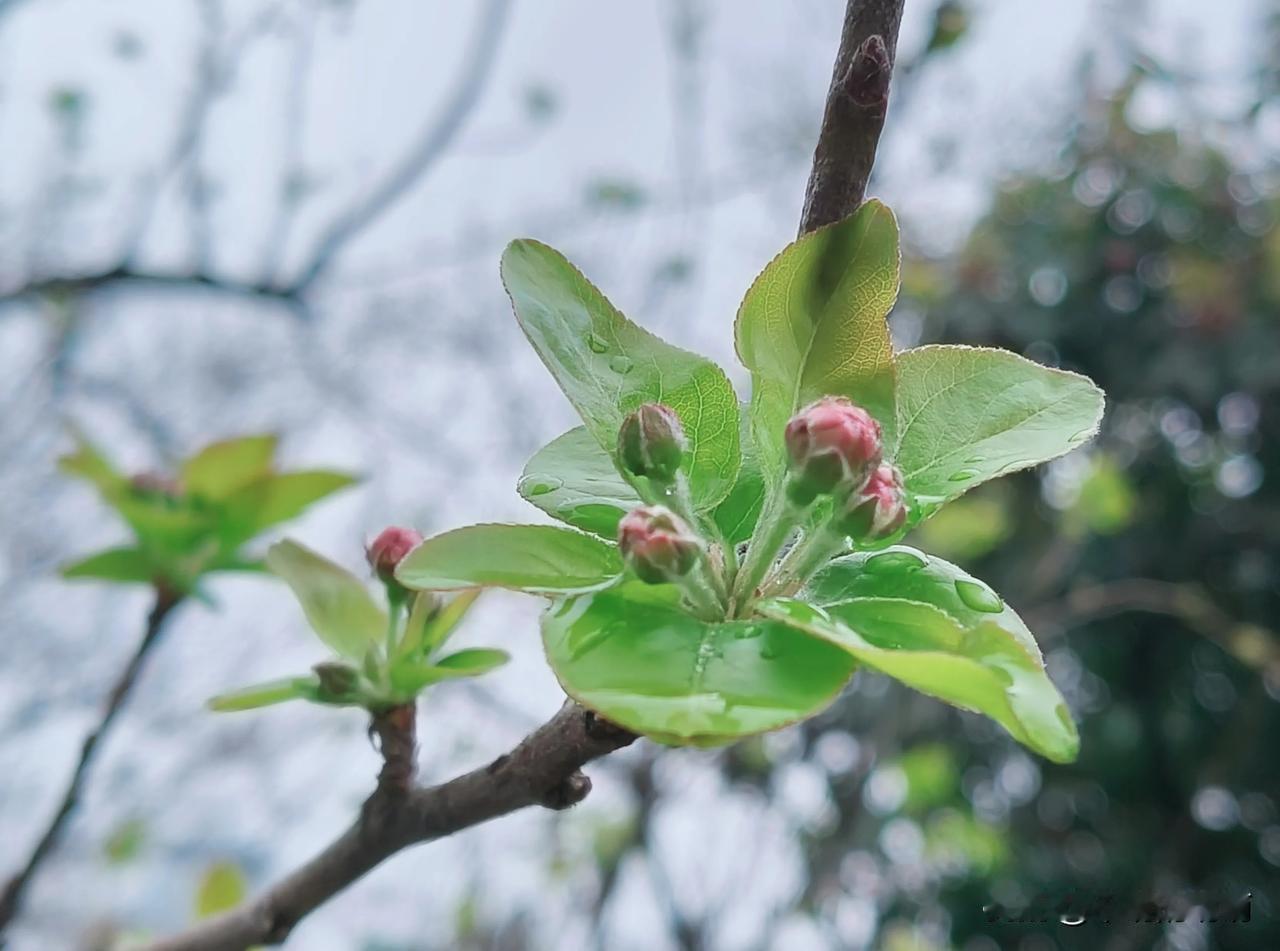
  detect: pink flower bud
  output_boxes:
[617,403,687,483]
[366,527,423,583]
[129,472,183,499]
[617,505,704,584]
[836,463,907,541]
[784,397,883,504]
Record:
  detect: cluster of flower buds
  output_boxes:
[785,397,907,542]
[783,396,883,505]
[618,403,687,484]
[617,505,704,584]
[367,526,423,595]
[835,462,907,541]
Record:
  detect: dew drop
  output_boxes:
[954,579,1003,613]
[732,624,763,640]
[948,469,977,483]
[759,641,781,660]
[609,355,634,374]
[587,333,609,353]
[865,550,927,573]
[1060,912,1087,927]
[518,476,563,497]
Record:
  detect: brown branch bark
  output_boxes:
[142,704,635,951]
[138,6,905,947]
[799,0,906,235]
[0,588,184,931]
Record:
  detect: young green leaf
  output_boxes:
[207,675,319,711]
[181,434,278,500]
[712,410,766,544]
[266,540,386,659]
[61,546,155,584]
[761,597,1077,763]
[194,861,248,918]
[766,546,1078,762]
[388,649,507,696]
[501,239,741,510]
[519,426,641,537]
[542,582,856,744]
[892,345,1104,524]
[221,470,359,543]
[421,589,481,653]
[735,200,900,485]
[396,523,622,593]
[58,431,127,500]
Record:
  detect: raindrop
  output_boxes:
[955,579,1003,613]
[1059,912,1087,927]
[948,469,977,483]
[587,333,609,353]
[759,641,781,660]
[609,355,634,374]
[518,476,563,497]
[865,550,926,573]
[732,624,763,640]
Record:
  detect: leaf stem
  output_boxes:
[731,487,804,615]
[763,524,848,598]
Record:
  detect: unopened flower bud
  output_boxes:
[313,661,360,700]
[784,397,883,504]
[836,463,907,541]
[129,472,183,499]
[366,527,423,584]
[617,403,687,483]
[617,505,704,584]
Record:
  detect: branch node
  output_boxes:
[539,770,592,810]
[371,703,417,795]
[842,34,892,117]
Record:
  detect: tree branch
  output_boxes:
[0,588,184,931]
[136,6,906,946]
[142,704,635,951]
[799,0,905,235]
[287,0,513,294]
[0,267,302,313]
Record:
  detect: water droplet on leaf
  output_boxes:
[865,550,927,573]
[587,333,609,353]
[954,579,1003,613]
[609,355,633,374]
[948,469,977,483]
[518,476,563,497]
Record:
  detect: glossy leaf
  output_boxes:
[764,546,1078,762]
[712,409,765,543]
[519,426,640,537]
[735,200,900,485]
[221,470,358,543]
[542,582,856,744]
[61,546,154,584]
[181,434,278,500]
[502,239,741,509]
[208,675,318,711]
[396,523,622,593]
[396,589,481,660]
[892,345,1104,524]
[267,540,386,659]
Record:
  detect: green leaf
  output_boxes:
[60,546,155,584]
[542,581,856,744]
[194,861,247,918]
[502,239,741,509]
[435,647,510,675]
[519,426,640,537]
[113,495,214,552]
[396,524,622,594]
[712,408,766,544]
[207,676,319,711]
[389,649,508,695]
[765,546,1078,762]
[221,470,358,543]
[181,434,278,500]
[58,431,127,499]
[421,589,481,654]
[892,345,1104,524]
[734,200,900,487]
[103,818,147,865]
[266,541,386,659]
